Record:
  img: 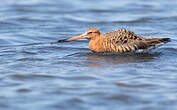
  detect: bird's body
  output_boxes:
[58,28,170,53]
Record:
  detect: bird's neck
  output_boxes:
[89,36,105,53]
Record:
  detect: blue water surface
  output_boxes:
[0,0,177,110]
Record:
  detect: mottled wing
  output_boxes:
[102,29,169,53]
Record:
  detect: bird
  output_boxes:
[57,28,170,53]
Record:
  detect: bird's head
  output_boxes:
[84,28,100,40]
[60,28,100,42]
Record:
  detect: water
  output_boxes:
[0,0,177,110]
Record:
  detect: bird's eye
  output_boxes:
[88,32,93,34]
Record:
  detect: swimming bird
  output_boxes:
[58,28,170,53]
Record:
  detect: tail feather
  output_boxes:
[146,38,170,50]
[134,38,171,52]
[159,38,171,43]
[146,38,170,45]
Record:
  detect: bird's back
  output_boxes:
[101,29,170,53]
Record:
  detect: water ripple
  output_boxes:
[0,0,177,110]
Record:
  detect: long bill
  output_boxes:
[57,34,86,42]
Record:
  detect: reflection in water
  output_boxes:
[83,52,161,66]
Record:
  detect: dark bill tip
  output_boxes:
[57,39,68,43]
[50,39,68,44]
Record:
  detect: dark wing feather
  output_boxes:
[102,29,170,53]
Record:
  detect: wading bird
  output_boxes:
[58,28,170,53]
